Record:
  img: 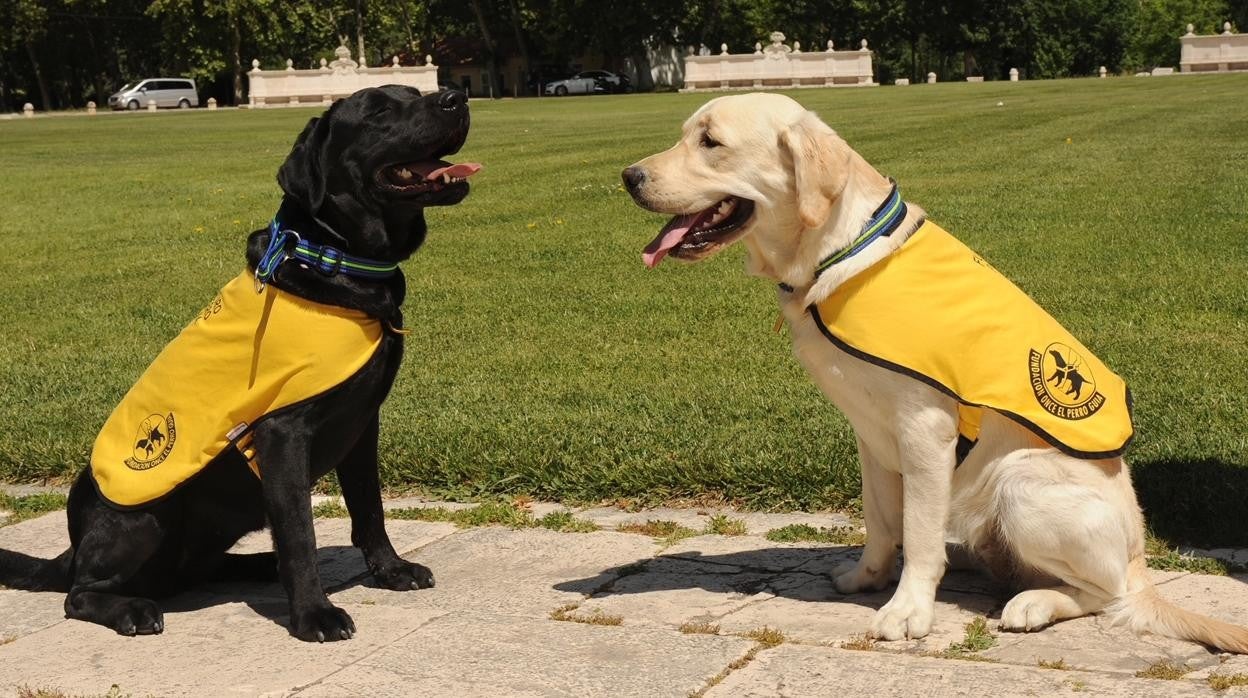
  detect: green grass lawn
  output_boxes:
[1,76,1245,544]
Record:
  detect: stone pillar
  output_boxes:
[720,43,728,55]
[22,103,34,118]
[87,101,97,115]
[207,98,218,110]
[1224,21,1233,35]
[1009,68,1019,81]
[1099,66,1107,78]
[927,72,937,84]
[147,99,157,111]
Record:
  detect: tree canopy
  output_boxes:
[1,0,1241,111]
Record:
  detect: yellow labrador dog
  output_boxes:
[622,92,1248,652]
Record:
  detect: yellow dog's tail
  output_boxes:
[1106,556,1248,654]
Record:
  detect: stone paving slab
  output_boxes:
[714,573,999,653]
[294,611,755,698]
[0,511,68,558]
[660,533,856,572]
[221,518,458,594]
[4,504,1248,696]
[575,554,780,628]
[0,602,448,697]
[0,589,64,639]
[705,643,1222,697]
[332,527,658,619]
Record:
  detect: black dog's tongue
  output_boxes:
[399,161,482,182]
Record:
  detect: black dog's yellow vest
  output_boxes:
[91,271,383,507]
[810,220,1132,459]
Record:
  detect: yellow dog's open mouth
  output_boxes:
[642,196,755,267]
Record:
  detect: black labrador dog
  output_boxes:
[0,85,478,642]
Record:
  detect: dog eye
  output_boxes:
[701,131,722,149]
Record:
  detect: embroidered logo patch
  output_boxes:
[199,293,224,321]
[1029,344,1105,420]
[125,412,177,470]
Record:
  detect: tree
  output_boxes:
[1127,0,1230,70]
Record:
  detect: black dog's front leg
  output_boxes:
[338,416,434,590]
[257,425,355,642]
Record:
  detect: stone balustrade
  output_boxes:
[247,46,439,108]
[1181,22,1248,72]
[681,32,875,92]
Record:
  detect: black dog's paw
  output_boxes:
[112,598,164,636]
[290,604,356,642]
[373,561,435,591]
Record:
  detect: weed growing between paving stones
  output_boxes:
[310,500,350,518]
[1208,673,1248,691]
[693,647,761,697]
[678,621,721,635]
[0,493,67,527]
[17,687,131,698]
[740,626,786,648]
[548,603,623,626]
[930,616,998,661]
[839,635,877,651]
[1134,659,1192,680]
[312,498,599,532]
[535,510,600,532]
[703,514,747,536]
[617,519,700,546]
[1037,658,1072,670]
[764,523,866,546]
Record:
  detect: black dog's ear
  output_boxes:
[277,115,327,212]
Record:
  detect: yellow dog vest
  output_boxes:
[91,271,384,507]
[810,220,1132,459]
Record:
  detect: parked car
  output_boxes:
[543,70,631,96]
[109,78,199,110]
[578,70,631,93]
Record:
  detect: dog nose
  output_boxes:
[622,166,647,193]
[438,90,467,112]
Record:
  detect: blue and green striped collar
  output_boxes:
[780,181,908,293]
[254,218,399,286]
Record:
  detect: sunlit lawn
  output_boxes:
[1,74,1245,543]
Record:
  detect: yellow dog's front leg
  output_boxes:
[867,410,957,641]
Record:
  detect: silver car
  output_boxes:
[109,78,199,110]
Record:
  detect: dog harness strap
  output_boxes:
[813,181,907,279]
[808,219,1134,459]
[256,219,399,284]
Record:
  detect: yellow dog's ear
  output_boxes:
[781,111,850,230]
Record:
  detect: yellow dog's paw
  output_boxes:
[833,561,894,594]
[868,591,934,641]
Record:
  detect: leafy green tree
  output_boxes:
[1127,0,1230,69]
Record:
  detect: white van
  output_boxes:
[108,78,199,110]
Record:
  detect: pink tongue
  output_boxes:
[642,214,699,268]
[424,162,482,181]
